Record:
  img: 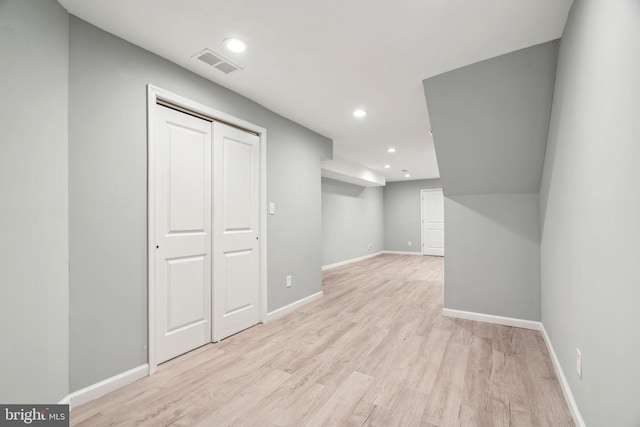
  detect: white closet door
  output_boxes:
[421,189,445,256]
[213,122,261,341]
[155,105,212,363]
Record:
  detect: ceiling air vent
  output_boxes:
[215,62,240,74]
[197,51,223,66]
[193,49,243,74]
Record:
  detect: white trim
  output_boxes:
[540,325,586,427]
[149,86,267,133]
[57,395,70,405]
[442,308,585,427]
[264,291,323,322]
[147,86,158,374]
[382,250,423,256]
[260,129,268,325]
[64,364,149,409]
[321,252,382,271]
[147,85,268,371]
[442,308,542,330]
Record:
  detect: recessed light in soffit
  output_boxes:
[193,48,243,74]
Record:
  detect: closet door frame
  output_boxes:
[146,85,268,374]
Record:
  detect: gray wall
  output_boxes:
[0,0,69,403]
[321,178,384,266]
[445,194,540,320]
[383,179,442,252]
[422,42,557,321]
[424,42,558,196]
[540,0,640,425]
[68,17,331,391]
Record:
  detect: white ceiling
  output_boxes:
[59,0,572,182]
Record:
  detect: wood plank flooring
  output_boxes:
[71,254,574,426]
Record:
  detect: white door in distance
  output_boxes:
[421,189,445,256]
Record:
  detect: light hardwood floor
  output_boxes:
[71,254,574,426]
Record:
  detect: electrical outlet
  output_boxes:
[408,241,412,246]
[286,275,292,288]
[269,202,276,215]
[368,243,373,250]
[576,348,582,379]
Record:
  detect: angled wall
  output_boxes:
[540,0,640,425]
[0,0,69,403]
[424,42,558,196]
[423,42,558,320]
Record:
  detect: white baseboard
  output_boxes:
[442,308,542,331]
[64,364,149,409]
[443,308,584,426]
[382,250,423,256]
[265,291,323,322]
[540,325,586,427]
[59,292,320,408]
[321,252,382,271]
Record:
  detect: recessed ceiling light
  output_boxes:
[353,109,367,118]
[384,164,391,169]
[387,147,397,153]
[404,173,411,178]
[224,38,248,53]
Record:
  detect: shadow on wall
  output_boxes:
[446,194,540,244]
